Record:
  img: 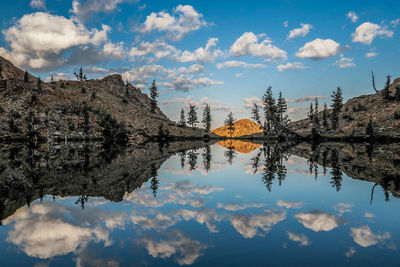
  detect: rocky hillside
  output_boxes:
[211,119,263,137]
[289,78,400,139]
[0,56,209,143]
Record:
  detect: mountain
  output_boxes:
[211,119,263,137]
[289,78,400,139]
[0,56,210,143]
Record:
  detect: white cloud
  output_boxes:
[243,96,262,109]
[333,202,354,215]
[346,11,358,23]
[30,0,46,9]
[216,60,266,69]
[139,5,207,41]
[217,202,266,211]
[295,210,346,232]
[173,38,222,63]
[276,200,303,209]
[287,232,311,246]
[287,23,313,39]
[230,32,287,62]
[0,12,111,70]
[71,0,134,23]
[334,55,356,68]
[141,230,206,265]
[164,75,224,92]
[129,39,178,61]
[296,38,342,59]
[345,247,356,258]
[351,22,393,45]
[162,96,231,111]
[390,18,400,27]
[365,52,377,58]
[230,210,286,238]
[364,212,375,218]
[350,226,390,247]
[177,64,205,74]
[235,73,244,77]
[277,62,306,72]
[283,21,289,28]
[174,209,223,233]
[286,95,327,103]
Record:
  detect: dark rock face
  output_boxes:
[0,56,209,143]
[0,140,215,221]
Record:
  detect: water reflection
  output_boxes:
[0,140,399,265]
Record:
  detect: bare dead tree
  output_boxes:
[371,71,378,93]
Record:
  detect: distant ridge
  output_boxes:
[211,119,263,137]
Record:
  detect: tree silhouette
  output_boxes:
[330,87,343,130]
[330,150,342,191]
[24,69,29,83]
[251,103,262,125]
[224,143,237,165]
[262,86,277,133]
[224,112,235,137]
[179,151,186,169]
[202,145,212,172]
[202,104,212,132]
[382,75,391,100]
[150,164,159,197]
[74,67,87,81]
[149,80,159,113]
[187,150,198,171]
[277,92,287,124]
[187,105,198,127]
[322,102,329,129]
[178,108,186,127]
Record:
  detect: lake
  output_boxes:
[0,140,399,266]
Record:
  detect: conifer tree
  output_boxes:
[382,75,391,100]
[322,102,329,129]
[330,87,343,130]
[37,77,42,93]
[224,112,235,137]
[314,98,320,128]
[24,69,29,83]
[202,104,212,132]
[251,102,262,126]
[277,92,287,124]
[308,102,314,121]
[178,108,186,127]
[149,80,159,113]
[187,104,198,127]
[74,67,87,81]
[262,86,276,133]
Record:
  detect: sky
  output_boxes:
[0,0,399,128]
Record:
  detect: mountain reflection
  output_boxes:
[0,140,400,265]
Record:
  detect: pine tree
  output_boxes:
[262,86,277,133]
[224,112,235,137]
[251,102,262,125]
[149,80,159,113]
[24,69,29,83]
[187,104,198,127]
[74,67,87,81]
[277,92,287,125]
[322,102,329,129]
[314,98,320,127]
[382,75,391,100]
[308,102,314,121]
[178,108,186,127]
[202,104,212,132]
[330,87,343,130]
[37,77,42,93]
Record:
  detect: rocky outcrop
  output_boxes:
[0,56,210,143]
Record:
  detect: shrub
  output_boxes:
[81,87,86,94]
[353,103,367,112]
[394,111,400,120]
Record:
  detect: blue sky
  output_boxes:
[0,0,399,127]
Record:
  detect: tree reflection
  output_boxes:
[150,164,159,197]
[187,150,198,171]
[75,195,89,210]
[202,145,212,173]
[178,151,186,169]
[330,149,342,192]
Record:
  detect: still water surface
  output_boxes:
[0,140,399,266]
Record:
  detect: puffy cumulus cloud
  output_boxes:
[295,210,346,232]
[391,18,400,28]
[333,202,354,215]
[141,230,207,265]
[129,39,178,61]
[230,210,286,238]
[287,95,327,103]
[216,60,266,69]
[173,38,223,63]
[30,0,46,9]
[121,64,167,88]
[276,200,303,209]
[0,12,112,70]
[230,32,287,62]
[287,232,311,246]
[351,22,393,45]
[174,209,223,233]
[364,212,375,218]
[277,62,306,72]
[2,202,117,259]
[164,75,223,92]
[243,96,262,109]
[296,38,342,59]
[217,202,266,211]
[334,55,356,68]
[287,23,313,39]
[365,52,377,58]
[75,248,120,267]
[71,0,136,23]
[131,213,178,231]
[346,11,358,23]
[177,64,205,74]
[139,5,207,41]
[162,96,231,111]
[350,226,390,248]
